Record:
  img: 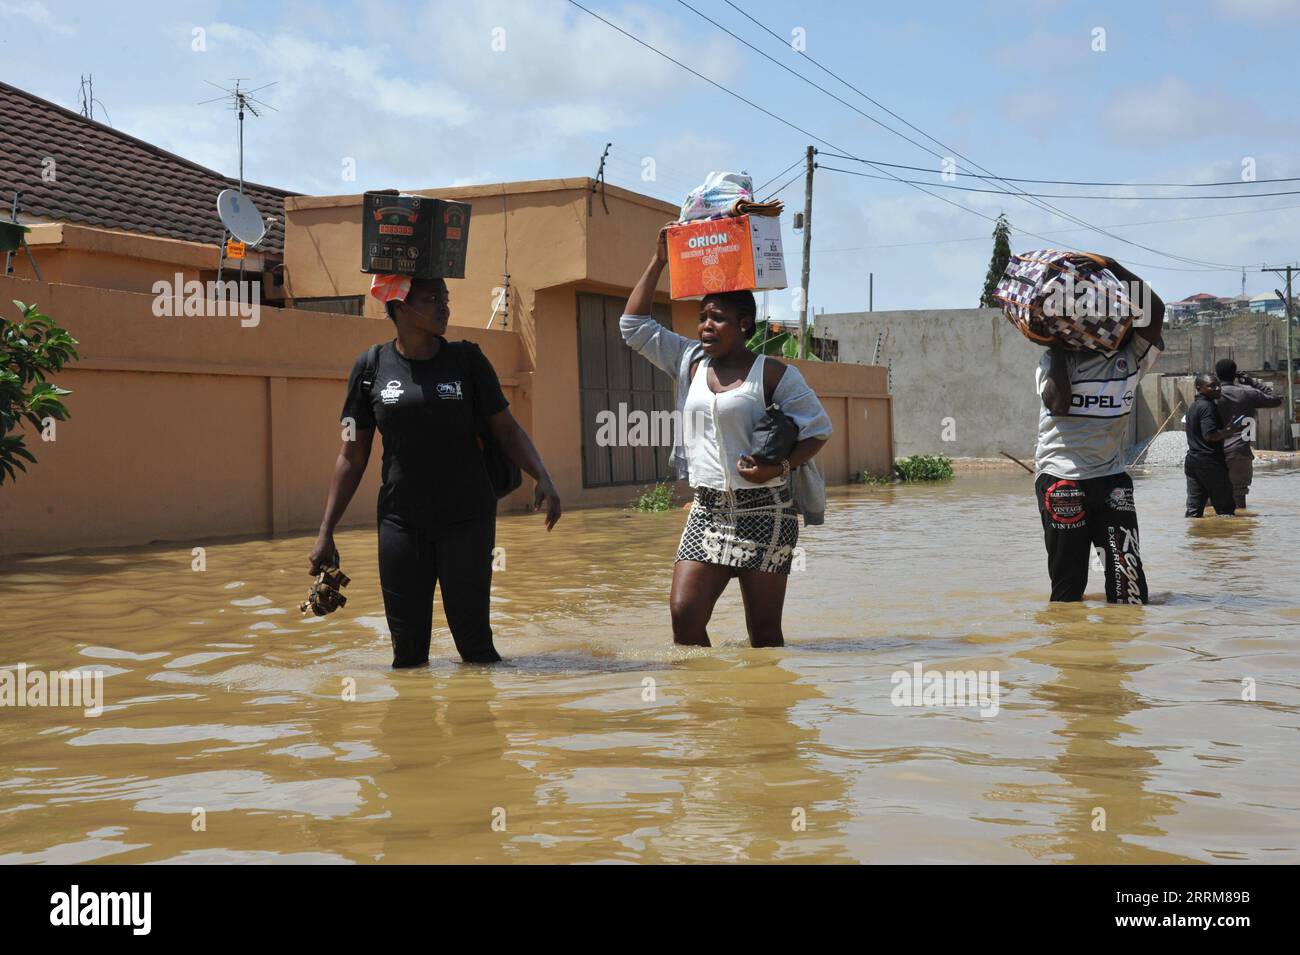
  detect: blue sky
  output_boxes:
[3,0,1298,321]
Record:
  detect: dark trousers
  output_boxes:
[377,511,500,666]
[1226,455,1253,510]
[1035,471,1148,604]
[1184,455,1236,518]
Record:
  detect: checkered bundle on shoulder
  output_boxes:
[993,249,1141,355]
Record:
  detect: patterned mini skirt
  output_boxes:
[676,484,800,575]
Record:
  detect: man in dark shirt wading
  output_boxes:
[1184,373,1247,518]
[1213,358,1281,510]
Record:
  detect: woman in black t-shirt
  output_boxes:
[309,276,561,665]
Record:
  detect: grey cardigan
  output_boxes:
[620,312,832,525]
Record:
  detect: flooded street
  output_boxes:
[2,465,1298,864]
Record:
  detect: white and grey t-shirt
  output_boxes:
[1034,337,1160,480]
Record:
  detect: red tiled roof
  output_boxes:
[0,81,297,255]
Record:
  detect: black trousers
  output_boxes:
[1035,471,1148,604]
[1184,455,1236,518]
[377,511,500,666]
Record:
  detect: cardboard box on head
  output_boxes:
[666,214,786,300]
[361,191,472,280]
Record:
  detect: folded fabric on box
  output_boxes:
[728,198,784,218]
[369,273,411,303]
[680,171,754,222]
[993,249,1141,355]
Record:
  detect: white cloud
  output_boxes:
[0,1,74,35]
[1103,76,1297,145]
[205,23,476,126]
[411,0,736,103]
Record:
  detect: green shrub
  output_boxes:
[2,300,78,485]
[632,483,674,512]
[858,470,893,486]
[894,454,954,482]
[745,320,821,361]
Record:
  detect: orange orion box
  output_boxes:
[666,214,787,300]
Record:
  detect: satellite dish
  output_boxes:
[217,189,267,245]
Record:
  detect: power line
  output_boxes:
[760,167,805,201]
[798,201,1300,255]
[814,150,1300,189]
[816,163,1300,200]
[605,147,704,188]
[603,153,700,196]
[718,0,1250,271]
[754,156,804,194]
[673,0,952,163]
[563,1,1098,259]
[570,0,1257,275]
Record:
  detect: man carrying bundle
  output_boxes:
[998,253,1164,604]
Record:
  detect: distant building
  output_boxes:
[1168,292,1219,321]
[1250,292,1288,315]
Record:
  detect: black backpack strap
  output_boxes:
[359,343,383,399]
[449,340,483,421]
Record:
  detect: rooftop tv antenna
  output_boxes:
[200,79,277,283]
[78,75,93,120]
[589,142,611,216]
[77,74,112,127]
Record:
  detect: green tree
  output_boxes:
[979,214,1012,308]
[1,300,78,485]
[746,319,821,361]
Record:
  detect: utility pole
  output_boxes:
[1261,264,1296,449]
[799,146,815,359]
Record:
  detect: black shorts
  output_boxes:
[1035,471,1148,604]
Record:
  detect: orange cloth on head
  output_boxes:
[369,273,411,303]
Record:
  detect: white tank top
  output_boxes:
[682,354,785,490]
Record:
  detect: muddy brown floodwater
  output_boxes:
[2,466,1298,863]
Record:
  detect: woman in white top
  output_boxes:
[622,225,832,647]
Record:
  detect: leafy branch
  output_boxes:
[1,300,78,485]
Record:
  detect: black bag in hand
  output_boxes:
[751,401,798,465]
[749,354,799,465]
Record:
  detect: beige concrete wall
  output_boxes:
[3,178,894,555]
[0,274,528,556]
[821,308,1041,459]
[1,271,892,556]
[795,360,894,482]
[284,180,628,318]
[13,223,271,296]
